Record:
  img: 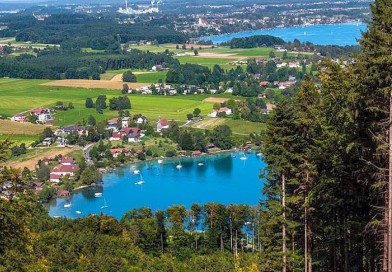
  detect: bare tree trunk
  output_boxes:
[161,233,164,254]
[283,174,287,272]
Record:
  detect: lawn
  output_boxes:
[175,55,239,69]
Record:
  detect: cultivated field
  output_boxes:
[42,79,149,90]
[102,70,167,83]
[0,120,47,135]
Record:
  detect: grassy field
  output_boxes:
[101,70,167,83]
[193,117,266,135]
[0,78,219,128]
[175,55,240,70]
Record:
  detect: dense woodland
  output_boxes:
[0,14,187,47]
[3,1,392,271]
[0,48,179,79]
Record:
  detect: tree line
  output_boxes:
[259,1,392,269]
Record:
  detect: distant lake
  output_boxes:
[201,23,367,46]
[48,152,265,220]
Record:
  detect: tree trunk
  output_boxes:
[388,90,392,271]
[283,174,287,272]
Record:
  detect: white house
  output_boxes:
[157,118,169,132]
[208,107,232,118]
[51,164,79,177]
[11,113,26,123]
[121,117,130,128]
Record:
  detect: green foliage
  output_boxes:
[123,71,137,83]
[211,125,233,150]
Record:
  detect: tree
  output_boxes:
[194,49,199,56]
[269,50,276,59]
[85,97,94,108]
[122,71,137,82]
[68,102,74,109]
[88,115,96,126]
[213,103,221,110]
[186,113,193,120]
[193,108,201,117]
[96,95,107,113]
[356,1,392,269]
[210,125,233,150]
[122,83,129,94]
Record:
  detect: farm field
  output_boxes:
[0,78,218,128]
[42,79,149,90]
[101,70,167,83]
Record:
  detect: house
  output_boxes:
[109,133,123,141]
[151,65,163,71]
[192,150,203,156]
[135,116,147,124]
[128,132,141,142]
[50,174,61,183]
[42,138,52,146]
[157,118,169,132]
[110,148,123,158]
[259,81,269,87]
[55,125,88,136]
[208,107,232,118]
[60,157,74,165]
[51,164,79,177]
[262,103,276,114]
[121,117,130,128]
[37,113,53,124]
[57,190,70,197]
[288,61,300,68]
[32,182,43,190]
[30,107,50,116]
[107,118,119,132]
[11,113,26,123]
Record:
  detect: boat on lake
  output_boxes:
[64,196,72,208]
[76,210,82,214]
[94,192,102,197]
[135,174,145,185]
[198,162,204,166]
[240,153,247,160]
[158,159,163,164]
[176,161,183,169]
[101,198,109,209]
[133,169,140,174]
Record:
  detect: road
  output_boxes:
[180,116,204,128]
[83,143,95,166]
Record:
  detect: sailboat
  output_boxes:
[64,197,72,208]
[240,152,247,160]
[94,192,102,197]
[176,160,183,169]
[134,173,145,185]
[101,198,109,209]
[133,169,140,174]
[76,210,82,214]
[158,159,163,164]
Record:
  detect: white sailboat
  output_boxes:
[135,173,145,185]
[176,160,183,169]
[133,169,140,174]
[240,152,247,160]
[64,197,72,208]
[76,210,82,214]
[94,192,102,197]
[158,159,163,164]
[101,198,109,209]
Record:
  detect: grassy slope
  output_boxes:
[0,79,214,127]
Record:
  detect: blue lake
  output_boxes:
[49,152,266,220]
[202,22,367,46]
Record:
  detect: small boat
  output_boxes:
[198,162,204,166]
[101,198,109,209]
[135,174,145,185]
[94,192,102,197]
[76,210,82,214]
[240,153,247,160]
[158,159,163,164]
[256,153,262,156]
[176,161,183,169]
[133,169,140,174]
[64,196,72,208]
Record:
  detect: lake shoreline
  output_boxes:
[200,22,366,46]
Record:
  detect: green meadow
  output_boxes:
[0,78,214,127]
